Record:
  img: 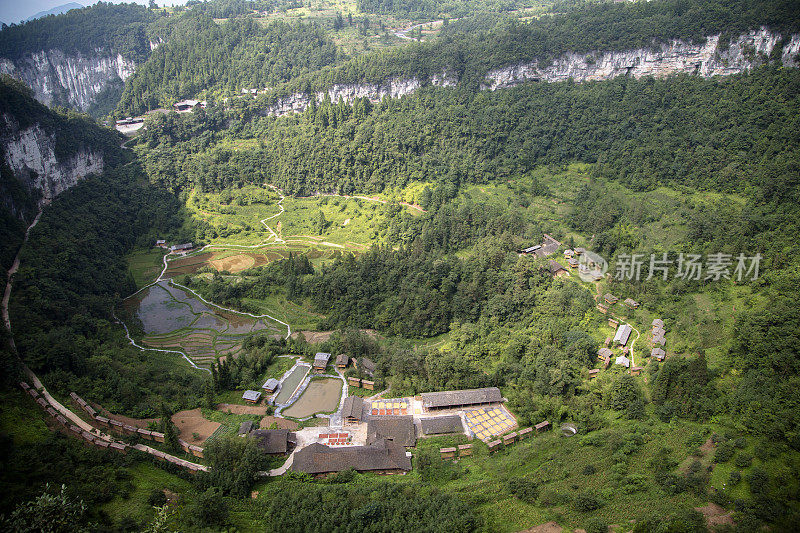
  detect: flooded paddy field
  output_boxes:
[282,378,342,419]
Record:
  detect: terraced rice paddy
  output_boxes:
[282,378,342,419]
[122,281,284,368]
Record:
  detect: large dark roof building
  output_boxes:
[421,387,502,410]
[291,439,411,475]
[367,416,417,447]
[420,415,464,435]
[250,429,295,454]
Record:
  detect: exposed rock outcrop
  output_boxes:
[265,28,798,117]
[0,49,136,111]
[482,28,800,90]
[1,112,104,216]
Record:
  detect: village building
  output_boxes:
[604,337,611,347]
[604,293,619,305]
[652,318,664,330]
[613,324,633,346]
[652,330,666,346]
[567,257,579,268]
[597,347,613,360]
[421,387,502,411]
[367,416,417,447]
[336,354,349,369]
[547,260,570,278]
[358,357,376,377]
[313,352,331,372]
[362,380,375,390]
[652,347,666,361]
[574,247,586,255]
[535,421,551,433]
[588,369,600,379]
[564,249,575,258]
[238,421,254,436]
[262,378,279,393]
[608,318,619,328]
[173,99,207,112]
[242,390,262,404]
[623,298,640,309]
[615,355,631,368]
[518,427,533,439]
[250,429,295,455]
[342,396,366,424]
[420,415,464,435]
[155,239,166,247]
[597,303,608,313]
[488,440,502,452]
[630,366,643,376]
[503,432,517,446]
[291,439,411,475]
[348,376,362,388]
[521,234,561,257]
[458,444,473,456]
[170,242,193,252]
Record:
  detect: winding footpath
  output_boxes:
[2,211,207,472]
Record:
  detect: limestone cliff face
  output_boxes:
[264,28,797,117]
[1,112,104,217]
[482,28,800,90]
[0,49,136,111]
[266,70,457,116]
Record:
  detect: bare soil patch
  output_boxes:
[216,403,267,415]
[522,522,563,533]
[259,416,299,430]
[171,408,221,444]
[211,254,256,273]
[696,503,735,528]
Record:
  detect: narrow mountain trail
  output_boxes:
[2,209,207,472]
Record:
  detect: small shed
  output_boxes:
[518,427,533,439]
[458,444,473,456]
[630,366,643,376]
[109,442,127,454]
[597,303,608,314]
[239,421,254,436]
[95,416,110,427]
[342,396,365,423]
[604,337,611,347]
[95,439,110,449]
[624,298,639,309]
[488,440,503,452]
[348,376,362,388]
[243,390,262,404]
[503,432,517,446]
[262,378,279,393]
[608,318,619,328]
[440,447,457,459]
[535,421,551,434]
[336,354,349,369]
[362,380,375,391]
[314,352,331,371]
[189,445,204,458]
[588,369,600,380]
[359,357,376,377]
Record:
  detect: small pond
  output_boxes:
[282,378,342,419]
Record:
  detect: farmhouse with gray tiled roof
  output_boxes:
[421,387,502,410]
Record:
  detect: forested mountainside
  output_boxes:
[0,4,157,113]
[246,0,800,107]
[116,16,341,116]
[3,0,800,531]
[0,76,123,273]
